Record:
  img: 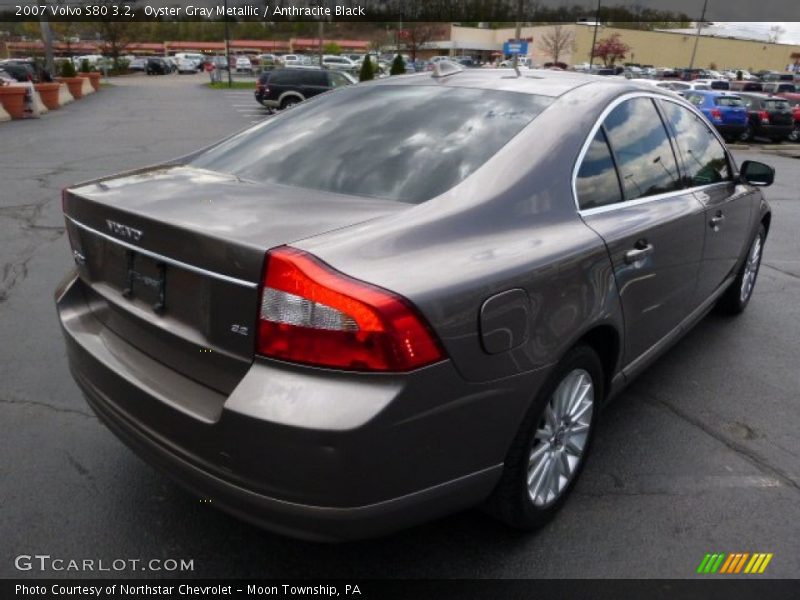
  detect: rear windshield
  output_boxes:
[715,97,743,107]
[764,99,790,110]
[191,85,551,203]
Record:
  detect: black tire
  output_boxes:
[739,125,753,143]
[280,97,300,110]
[717,224,766,315]
[787,127,799,143]
[485,345,604,530]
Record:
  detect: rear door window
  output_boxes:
[602,98,682,200]
[660,101,731,186]
[576,129,623,210]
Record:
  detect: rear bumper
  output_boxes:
[754,123,793,139]
[712,123,747,137]
[57,274,542,541]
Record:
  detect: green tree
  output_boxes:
[322,42,342,55]
[390,54,405,75]
[359,56,374,82]
[60,60,77,78]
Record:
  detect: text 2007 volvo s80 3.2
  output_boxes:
[55,66,774,541]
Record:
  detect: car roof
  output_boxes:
[685,89,735,96]
[366,68,661,98]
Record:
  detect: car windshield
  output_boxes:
[715,97,743,106]
[191,85,551,203]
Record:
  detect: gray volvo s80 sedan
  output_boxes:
[55,67,773,541]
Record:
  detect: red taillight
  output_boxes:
[759,110,770,124]
[710,108,723,121]
[256,247,445,372]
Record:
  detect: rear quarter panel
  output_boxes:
[296,82,631,386]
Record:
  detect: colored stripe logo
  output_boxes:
[697,553,773,574]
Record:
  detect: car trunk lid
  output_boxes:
[62,165,406,395]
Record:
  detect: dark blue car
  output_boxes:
[683,90,749,141]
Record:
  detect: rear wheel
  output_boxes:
[788,127,800,143]
[280,97,300,110]
[486,345,602,530]
[739,125,753,143]
[717,225,766,315]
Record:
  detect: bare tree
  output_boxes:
[398,23,446,62]
[537,25,575,64]
[768,25,785,44]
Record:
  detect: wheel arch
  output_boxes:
[572,323,622,403]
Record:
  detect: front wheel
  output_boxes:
[485,345,603,530]
[717,225,766,315]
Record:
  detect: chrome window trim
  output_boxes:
[64,215,259,290]
[572,91,735,217]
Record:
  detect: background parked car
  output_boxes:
[0,59,36,82]
[736,92,795,142]
[730,80,764,92]
[145,57,170,76]
[128,57,146,72]
[236,56,253,74]
[683,91,748,141]
[210,56,229,71]
[255,67,354,110]
[762,82,797,94]
[176,57,199,74]
[321,55,357,73]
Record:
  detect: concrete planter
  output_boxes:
[57,83,74,106]
[79,76,94,96]
[34,82,61,110]
[57,77,84,99]
[78,72,102,92]
[0,85,28,119]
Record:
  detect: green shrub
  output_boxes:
[80,58,91,73]
[390,54,405,76]
[60,60,77,77]
[359,56,374,81]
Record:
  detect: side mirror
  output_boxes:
[740,160,775,187]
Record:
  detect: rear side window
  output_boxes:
[715,97,743,107]
[660,101,730,186]
[602,98,681,200]
[191,86,551,204]
[710,81,729,90]
[269,70,288,84]
[576,129,623,210]
[304,71,327,86]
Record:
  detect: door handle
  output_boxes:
[710,212,725,229]
[624,242,654,265]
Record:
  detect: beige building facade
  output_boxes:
[434,24,800,72]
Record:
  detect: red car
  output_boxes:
[778,92,800,142]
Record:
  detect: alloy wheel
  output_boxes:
[740,233,763,304]
[527,368,594,508]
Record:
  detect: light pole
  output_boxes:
[688,0,709,70]
[512,0,522,71]
[589,0,602,69]
[224,0,232,87]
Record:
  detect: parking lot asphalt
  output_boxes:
[1,74,799,579]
